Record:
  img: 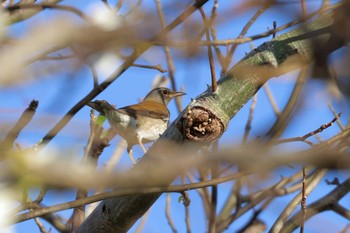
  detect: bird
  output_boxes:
[87,87,185,164]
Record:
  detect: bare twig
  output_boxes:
[5,0,62,24]
[277,113,342,145]
[132,63,167,73]
[236,210,266,233]
[15,172,245,223]
[216,167,314,232]
[208,0,225,69]
[88,64,98,88]
[34,218,49,233]
[103,139,127,173]
[199,7,217,92]
[325,177,340,186]
[282,178,350,232]
[181,189,192,233]
[328,102,345,131]
[134,210,150,233]
[115,0,124,12]
[1,99,38,150]
[208,141,218,233]
[223,4,270,73]
[321,0,330,11]
[165,193,178,233]
[263,84,280,116]
[265,67,308,140]
[243,94,258,144]
[155,0,182,113]
[269,169,327,233]
[71,111,102,231]
[101,0,111,9]
[186,172,210,217]
[6,3,88,21]
[208,184,217,233]
[340,224,350,233]
[34,189,47,204]
[183,3,339,48]
[300,167,307,233]
[37,54,75,61]
[301,0,307,18]
[181,176,192,233]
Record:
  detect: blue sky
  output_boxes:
[1,0,349,232]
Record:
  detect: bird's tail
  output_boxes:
[87,100,115,115]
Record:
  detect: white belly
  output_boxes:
[106,110,168,146]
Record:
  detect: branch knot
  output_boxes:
[177,106,224,142]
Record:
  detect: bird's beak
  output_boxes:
[170,91,186,98]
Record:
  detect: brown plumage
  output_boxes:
[87,87,185,164]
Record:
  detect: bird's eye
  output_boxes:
[162,89,168,95]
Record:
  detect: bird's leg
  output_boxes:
[127,146,136,164]
[137,137,147,154]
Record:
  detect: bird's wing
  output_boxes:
[120,101,170,121]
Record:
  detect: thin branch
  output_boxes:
[340,224,350,233]
[282,178,350,232]
[223,4,270,73]
[272,21,277,38]
[155,0,182,113]
[332,203,350,219]
[208,142,218,233]
[321,0,330,11]
[101,0,111,9]
[300,167,307,233]
[181,188,192,233]
[236,210,266,233]
[208,0,225,69]
[37,54,75,61]
[263,84,280,116]
[5,0,62,24]
[132,63,167,73]
[199,7,217,92]
[6,3,88,21]
[301,0,307,17]
[328,102,345,131]
[115,0,124,12]
[15,172,245,223]
[186,172,210,218]
[134,210,150,233]
[243,94,258,144]
[165,193,178,233]
[34,189,47,204]
[103,139,127,173]
[277,113,342,145]
[265,67,308,140]
[88,64,98,88]
[165,3,339,48]
[269,169,327,233]
[34,218,49,233]
[1,99,38,150]
[216,167,315,232]
[71,110,103,231]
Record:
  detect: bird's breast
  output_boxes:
[136,117,168,142]
[105,109,168,146]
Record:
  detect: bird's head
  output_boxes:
[144,87,185,105]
